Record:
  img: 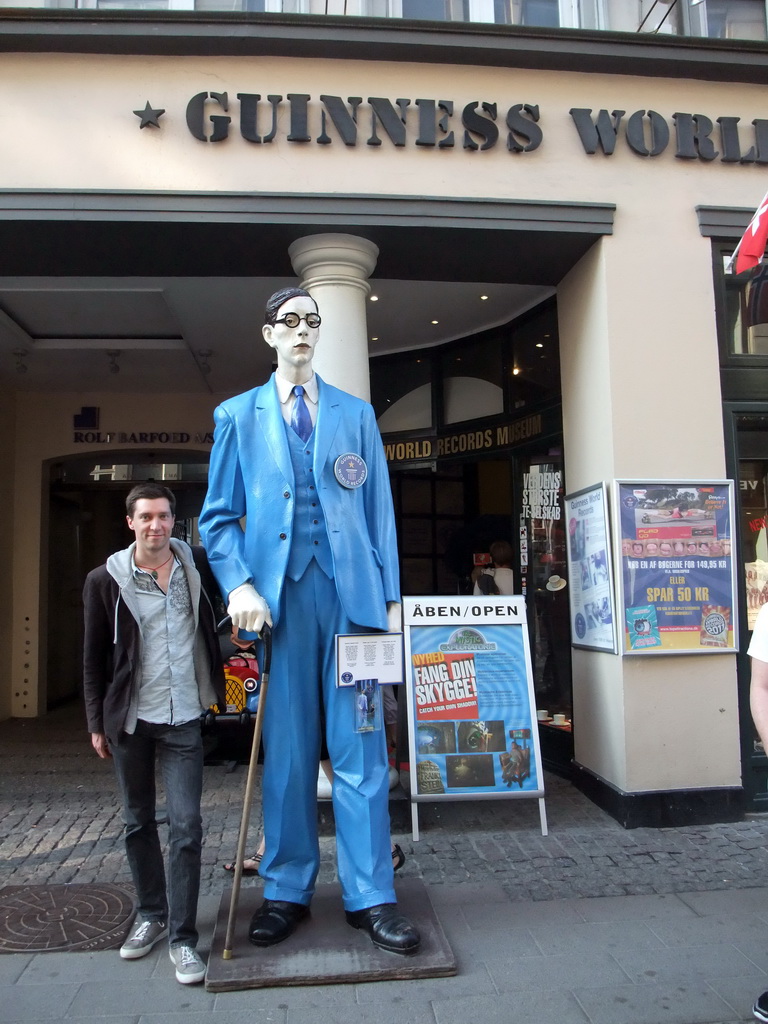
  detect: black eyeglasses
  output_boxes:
[274,312,321,329]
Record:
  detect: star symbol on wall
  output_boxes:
[133,102,166,129]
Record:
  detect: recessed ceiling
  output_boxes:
[0,277,553,394]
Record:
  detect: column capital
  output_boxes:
[287,233,378,401]
[288,233,379,292]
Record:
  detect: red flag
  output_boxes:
[735,190,768,274]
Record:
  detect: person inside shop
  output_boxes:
[82,483,225,985]
[748,604,768,1022]
[473,540,515,596]
[199,286,420,957]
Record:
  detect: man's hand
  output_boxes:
[386,601,402,633]
[91,732,111,759]
[228,583,273,634]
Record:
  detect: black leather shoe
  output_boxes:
[345,904,420,956]
[248,900,309,946]
[391,843,406,872]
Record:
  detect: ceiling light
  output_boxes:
[512,367,520,376]
[480,295,488,301]
[371,336,379,341]
[370,295,379,302]
[431,320,439,325]
[536,343,544,349]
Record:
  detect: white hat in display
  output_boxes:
[546,575,567,591]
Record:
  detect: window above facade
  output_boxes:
[30,0,768,40]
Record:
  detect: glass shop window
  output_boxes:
[738,436,768,630]
[717,248,768,357]
[493,0,559,25]
[440,332,504,426]
[519,454,573,728]
[508,302,561,412]
[371,351,434,432]
[401,0,468,19]
[703,0,767,40]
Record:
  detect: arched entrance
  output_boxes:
[44,450,210,709]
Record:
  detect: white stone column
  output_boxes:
[288,233,379,402]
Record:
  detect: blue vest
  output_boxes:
[285,421,334,582]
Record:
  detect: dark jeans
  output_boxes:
[111,718,203,948]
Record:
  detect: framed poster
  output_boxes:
[402,596,547,839]
[615,480,737,655]
[564,482,618,653]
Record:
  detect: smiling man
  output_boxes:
[82,483,225,984]
[199,286,420,956]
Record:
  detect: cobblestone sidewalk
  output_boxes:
[2,702,767,903]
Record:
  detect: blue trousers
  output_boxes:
[260,561,396,911]
[111,718,203,947]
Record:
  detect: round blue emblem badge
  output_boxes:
[334,453,368,489]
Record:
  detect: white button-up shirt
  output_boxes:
[133,557,203,725]
[275,371,318,429]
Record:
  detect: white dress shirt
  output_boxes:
[275,371,318,429]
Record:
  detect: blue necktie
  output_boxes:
[291,385,312,442]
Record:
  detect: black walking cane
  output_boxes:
[222,619,272,960]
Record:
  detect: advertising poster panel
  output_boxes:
[402,596,546,837]
[564,482,618,653]
[615,481,737,654]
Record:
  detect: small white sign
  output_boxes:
[336,632,404,686]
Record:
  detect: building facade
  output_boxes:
[1,3,767,826]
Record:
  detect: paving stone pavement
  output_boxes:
[3,703,768,1023]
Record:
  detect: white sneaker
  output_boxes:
[120,918,168,960]
[169,944,206,985]
[754,990,768,1022]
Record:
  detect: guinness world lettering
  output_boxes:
[184,92,768,163]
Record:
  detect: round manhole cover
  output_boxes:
[0,883,136,953]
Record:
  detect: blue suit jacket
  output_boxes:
[199,374,400,631]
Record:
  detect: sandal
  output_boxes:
[391,843,406,872]
[223,851,262,876]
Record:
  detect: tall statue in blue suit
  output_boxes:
[199,287,420,956]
